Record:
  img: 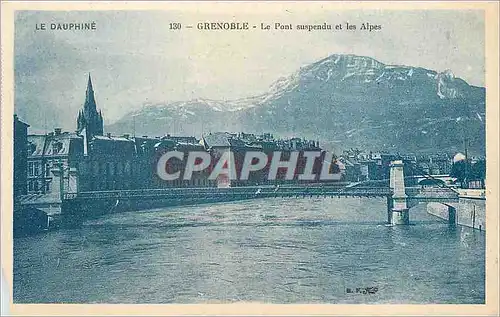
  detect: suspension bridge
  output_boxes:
[52,160,461,226]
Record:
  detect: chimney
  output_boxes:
[54,128,62,135]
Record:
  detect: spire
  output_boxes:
[84,73,97,113]
[78,74,103,138]
[87,73,94,94]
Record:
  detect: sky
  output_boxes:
[14,9,485,131]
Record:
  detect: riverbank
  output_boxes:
[427,189,486,231]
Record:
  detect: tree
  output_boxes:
[470,159,486,188]
[450,160,469,188]
[451,159,486,188]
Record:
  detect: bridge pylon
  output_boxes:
[388,160,409,225]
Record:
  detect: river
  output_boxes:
[13,197,485,303]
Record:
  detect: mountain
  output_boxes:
[107,54,485,155]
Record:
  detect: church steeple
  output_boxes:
[87,73,93,92]
[77,74,104,137]
[84,74,97,114]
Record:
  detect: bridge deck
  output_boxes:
[64,186,393,201]
[62,185,460,203]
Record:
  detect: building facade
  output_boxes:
[26,129,84,194]
[339,149,454,185]
[14,115,29,198]
[201,132,340,187]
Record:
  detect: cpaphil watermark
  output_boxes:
[156,150,343,182]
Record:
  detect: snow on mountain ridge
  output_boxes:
[132,54,470,117]
[436,70,461,99]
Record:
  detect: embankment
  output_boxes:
[427,189,486,231]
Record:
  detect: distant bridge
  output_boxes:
[409,174,456,186]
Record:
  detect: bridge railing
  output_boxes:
[63,186,393,201]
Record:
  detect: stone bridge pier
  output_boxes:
[445,204,457,225]
[387,160,460,225]
[388,160,410,225]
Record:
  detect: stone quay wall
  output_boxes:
[427,189,486,231]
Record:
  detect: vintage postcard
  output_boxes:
[1,1,499,316]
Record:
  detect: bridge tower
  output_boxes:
[388,160,410,225]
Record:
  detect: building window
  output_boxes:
[28,161,38,176]
[28,143,36,155]
[45,162,51,177]
[28,162,33,176]
[52,142,62,154]
[34,162,40,176]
